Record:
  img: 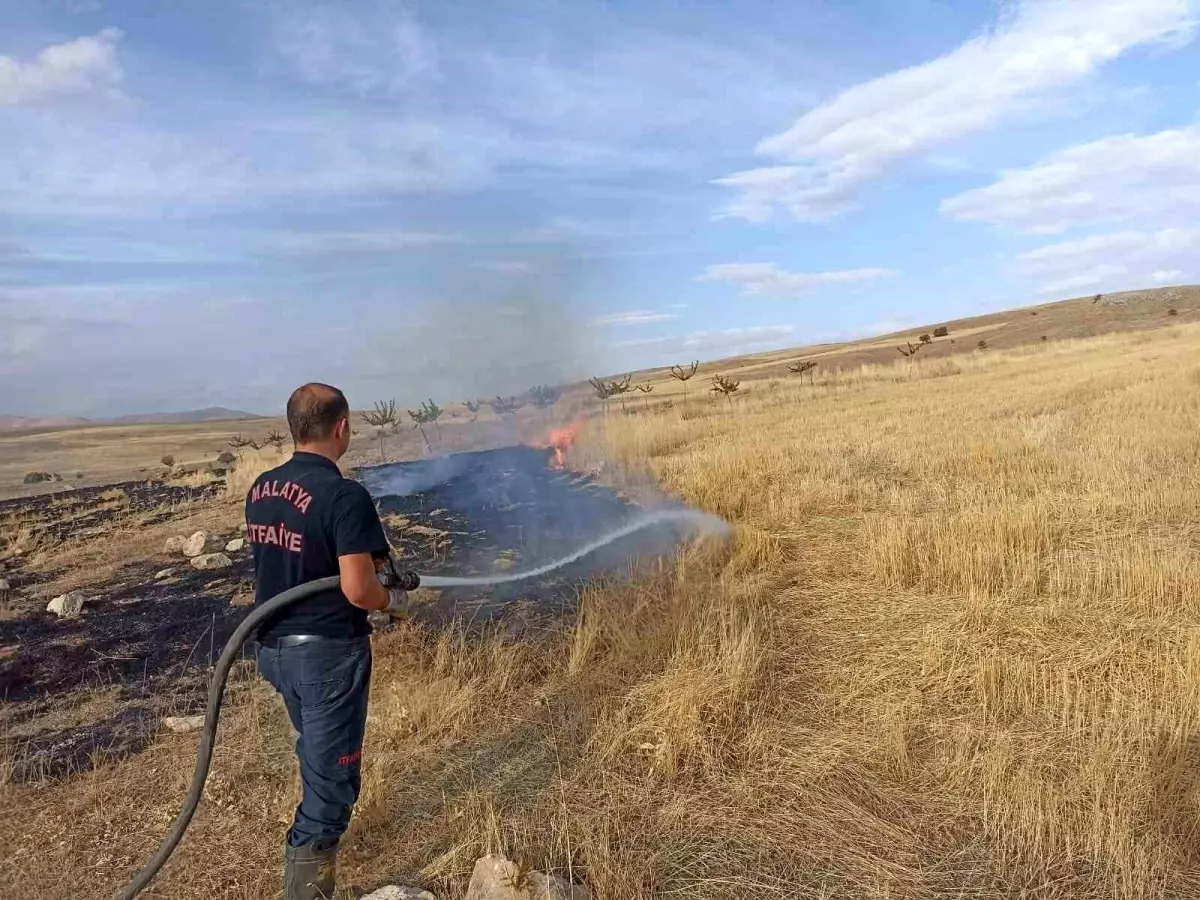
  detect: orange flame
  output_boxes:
[532,419,581,470]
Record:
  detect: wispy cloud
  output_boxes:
[1018,228,1200,295]
[474,260,533,274]
[699,263,895,297]
[615,324,795,354]
[941,126,1200,233]
[717,0,1197,221]
[590,310,679,327]
[262,230,466,255]
[0,28,124,107]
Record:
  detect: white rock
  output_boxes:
[239,522,248,533]
[190,553,232,570]
[163,715,205,733]
[224,537,245,552]
[466,856,588,900]
[46,591,86,618]
[154,568,175,580]
[182,531,209,558]
[361,888,437,900]
[164,536,185,553]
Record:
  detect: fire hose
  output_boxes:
[116,509,723,899]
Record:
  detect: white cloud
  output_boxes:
[716,0,1196,221]
[941,126,1200,232]
[590,310,679,327]
[271,1,436,95]
[698,263,895,297]
[1018,228,1199,295]
[0,29,123,107]
[1153,269,1185,283]
[474,260,533,274]
[263,230,465,254]
[615,324,796,355]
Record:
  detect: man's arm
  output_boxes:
[338,553,389,611]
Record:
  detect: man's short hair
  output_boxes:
[286,383,350,444]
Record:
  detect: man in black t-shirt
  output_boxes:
[247,382,408,900]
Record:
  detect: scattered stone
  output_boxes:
[182,531,209,558]
[46,591,86,618]
[466,856,588,900]
[361,888,437,900]
[162,715,205,733]
[154,568,175,581]
[230,590,254,607]
[164,536,185,553]
[224,537,245,552]
[190,553,232,571]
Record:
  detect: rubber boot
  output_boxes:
[284,837,338,900]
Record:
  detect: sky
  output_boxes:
[2,0,1199,417]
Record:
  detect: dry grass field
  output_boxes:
[4,314,1200,898]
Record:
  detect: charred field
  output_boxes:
[0,445,700,782]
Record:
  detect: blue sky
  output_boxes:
[2,0,1199,417]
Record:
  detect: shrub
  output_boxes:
[977,339,988,350]
[1030,311,1038,316]
[22,471,54,484]
[919,333,932,343]
[933,326,949,338]
[217,451,236,465]
[161,454,175,467]
[1168,308,1179,316]
[75,472,83,480]
[1041,335,1048,342]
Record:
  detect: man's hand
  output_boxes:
[376,556,421,616]
[338,553,391,611]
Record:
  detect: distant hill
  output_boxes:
[104,407,264,425]
[0,407,263,434]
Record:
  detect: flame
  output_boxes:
[532,419,581,470]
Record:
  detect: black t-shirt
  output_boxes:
[246,452,389,642]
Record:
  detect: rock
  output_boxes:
[154,568,175,580]
[224,537,245,552]
[361,888,437,900]
[46,591,86,618]
[190,553,232,571]
[163,715,205,733]
[239,522,248,533]
[182,531,209,558]
[0,577,10,603]
[164,536,185,553]
[230,590,254,607]
[466,856,588,900]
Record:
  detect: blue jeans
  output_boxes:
[255,636,372,848]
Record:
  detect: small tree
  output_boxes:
[669,360,699,405]
[464,399,484,422]
[1168,307,1179,316]
[711,374,740,408]
[588,374,632,413]
[897,341,924,358]
[408,399,443,449]
[786,360,818,384]
[362,400,398,462]
[977,339,988,350]
[932,326,949,338]
[919,333,932,343]
[528,385,562,410]
[227,434,254,458]
[265,428,287,453]
[489,396,525,417]
[160,454,175,468]
[217,451,236,465]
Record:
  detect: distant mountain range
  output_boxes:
[0,407,264,433]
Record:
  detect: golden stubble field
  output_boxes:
[3,322,1200,899]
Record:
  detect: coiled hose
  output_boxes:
[117,575,341,900]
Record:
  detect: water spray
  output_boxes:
[117,509,726,899]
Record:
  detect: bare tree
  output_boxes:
[489,396,525,416]
[362,400,398,462]
[265,428,287,453]
[711,374,740,408]
[464,399,484,422]
[228,434,253,458]
[528,385,562,410]
[670,360,699,405]
[897,341,924,359]
[786,360,818,384]
[588,374,633,413]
